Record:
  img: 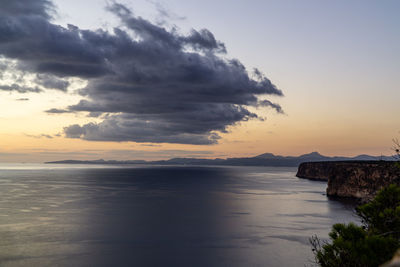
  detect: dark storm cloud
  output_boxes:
[183,29,226,53]
[35,74,70,91]
[0,2,111,78]
[0,83,40,93]
[257,100,284,114]
[64,115,222,145]
[0,0,284,144]
[0,0,55,19]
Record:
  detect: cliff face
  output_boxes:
[296,161,400,199]
[297,162,332,181]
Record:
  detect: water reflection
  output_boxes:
[0,166,357,266]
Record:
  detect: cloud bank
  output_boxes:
[0,0,283,145]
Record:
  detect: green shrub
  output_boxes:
[311,223,398,267]
[311,184,400,267]
[356,184,400,238]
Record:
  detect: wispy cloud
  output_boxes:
[24,134,54,139]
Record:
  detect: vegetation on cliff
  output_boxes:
[310,185,400,267]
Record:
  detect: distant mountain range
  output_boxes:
[46,152,396,167]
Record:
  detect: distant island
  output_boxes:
[46,152,394,167]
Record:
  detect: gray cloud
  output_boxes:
[24,133,54,139]
[0,0,284,145]
[0,0,55,19]
[0,3,111,78]
[64,116,222,145]
[35,74,70,91]
[63,124,85,138]
[153,2,186,24]
[45,108,70,114]
[257,100,284,114]
[0,83,41,93]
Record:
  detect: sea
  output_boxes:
[0,164,358,267]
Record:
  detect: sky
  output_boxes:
[0,0,399,162]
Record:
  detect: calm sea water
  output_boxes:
[0,164,357,267]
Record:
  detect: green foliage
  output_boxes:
[356,184,400,238]
[311,185,400,267]
[312,223,397,267]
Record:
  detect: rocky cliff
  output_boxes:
[296,162,332,181]
[296,161,400,199]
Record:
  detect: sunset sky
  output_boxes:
[0,0,399,162]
